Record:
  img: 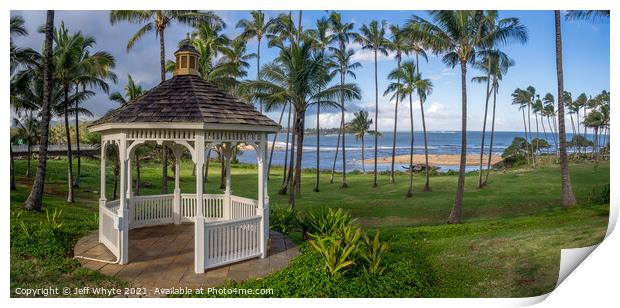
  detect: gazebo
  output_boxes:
[89,43,279,273]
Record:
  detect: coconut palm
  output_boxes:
[385,24,410,184]
[483,51,514,185]
[512,88,533,164]
[307,16,335,192]
[12,114,40,177]
[242,37,360,208]
[236,10,273,112]
[531,95,544,156]
[542,93,559,154]
[355,20,389,188]
[472,49,512,185]
[110,10,222,195]
[24,10,54,211]
[406,10,527,223]
[346,110,373,173]
[573,93,589,150]
[554,10,577,207]
[386,61,433,197]
[329,46,362,188]
[109,74,144,104]
[328,12,357,186]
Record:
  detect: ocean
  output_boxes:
[236,131,602,172]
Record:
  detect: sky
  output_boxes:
[10,10,610,132]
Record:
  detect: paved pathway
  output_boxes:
[74,224,298,295]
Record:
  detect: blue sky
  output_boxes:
[10,10,609,132]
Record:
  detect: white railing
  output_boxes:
[204,215,262,269]
[100,203,120,258]
[230,195,258,219]
[181,194,225,221]
[130,194,174,228]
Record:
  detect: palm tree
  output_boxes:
[542,93,559,154]
[110,74,145,193]
[24,10,54,211]
[242,37,360,208]
[236,10,273,112]
[554,10,577,207]
[512,88,532,164]
[386,61,433,197]
[110,10,221,195]
[472,50,512,186]
[386,24,410,184]
[483,52,514,185]
[346,110,373,173]
[12,114,40,177]
[531,95,544,156]
[308,16,334,192]
[574,93,589,152]
[406,10,527,223]
[329,46,362,188]
[328,12,357,186]
[356,20,389,188]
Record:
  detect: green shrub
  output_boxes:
[360,231,389,275]
[270,208,299,235]
[309,236,359,276]
[586,183,610,205]
[304,208,354,238]
[11,209,73,260]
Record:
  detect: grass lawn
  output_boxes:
[10,156,609,297]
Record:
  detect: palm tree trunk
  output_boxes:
[24,10,54,211]
[575,109,581,154]
[534,112,540,157]
[280,110,296,195]
[330,117,342,184]
[390,57,401,184]
[448,61,468,224]
[406,93,414,197]
[522,109,531,165]
[547,116,558,154]
[10,143,16,190]
[282,103,292,185]
[219,149,226,190]
[554,10,577,207]
[268,104,287,180]
[159,29,168,194]
[26,141,32,177]
[420,96,431,192]
[341,72,348,188]
[373,49,379,188]
[484,82,498,185]
[314,96,321,192]
[541,114,549,154]
[63,85,74,203]
[257,37,262,113]
[361,134,366,173]
[478,58,492,188]
[205,149,211,183]
[289,109,305,207]
[74,85,81,188]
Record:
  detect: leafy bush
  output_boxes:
[303,208,354,238]
[270,208,299,235]
[586,183,610,205]
[11,209,74,260]
[360,231,389,275]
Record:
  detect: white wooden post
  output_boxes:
[194,132,205,273]
[117,134,129,264]
[257,139,268,258]
[224,143,233,220]
[173,145,182,225]
[99,141,107,244]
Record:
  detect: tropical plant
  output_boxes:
[309,236,358,276]
[241,32,361,207]
[359,231,389,275]
[24,10,55,211]
[346,110,373,173]
[554,10,577,207]
[236,10,273,112]
[110,10,222,195]
[386,24,410,184]
[328,12,358,187]
[542,93,559,154]
[355,20,389,188]
[307,16,334,192]
[12,114,40,177]
[406,10,527,223]
[512,88,533,165]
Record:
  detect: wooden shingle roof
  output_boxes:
[92,74,279,130]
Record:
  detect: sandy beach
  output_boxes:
[361,153,502,166]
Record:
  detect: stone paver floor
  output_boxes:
[74,224,298,294]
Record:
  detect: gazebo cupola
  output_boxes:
[88,39,279,274]
[173,40,199,76]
